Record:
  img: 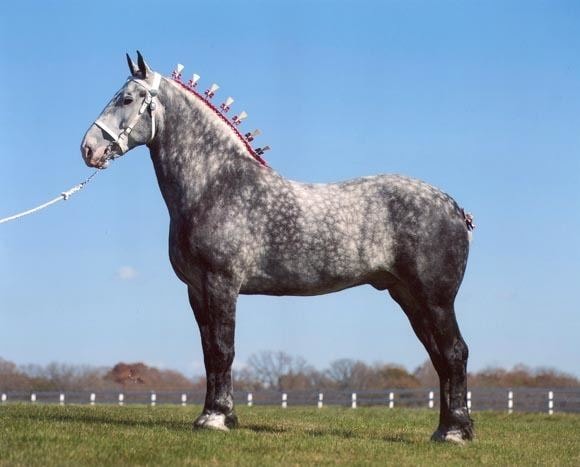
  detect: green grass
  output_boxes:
[1,404,579,466]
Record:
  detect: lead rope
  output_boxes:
[0,170,100,225]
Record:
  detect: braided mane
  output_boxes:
[169,71,269,168]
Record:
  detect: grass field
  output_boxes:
[1,404,579,466]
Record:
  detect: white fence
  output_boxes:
[1,388,579,413]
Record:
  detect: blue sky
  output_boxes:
[1,1,579,378]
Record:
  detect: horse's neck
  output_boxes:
[149,80,261,217]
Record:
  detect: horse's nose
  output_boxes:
[81,135,107,167]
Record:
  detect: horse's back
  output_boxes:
[288,173,467,246]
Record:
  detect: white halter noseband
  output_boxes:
[94,72,162,155]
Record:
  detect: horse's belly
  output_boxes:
[240,247,390,296]
[240,272,369,296]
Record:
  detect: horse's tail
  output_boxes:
[461,208,475,241]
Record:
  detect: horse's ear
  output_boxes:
[136,50,151,78]
[126,53,138,76]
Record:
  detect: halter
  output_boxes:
[94,72,162,156]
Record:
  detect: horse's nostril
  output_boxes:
[83,145,93,160]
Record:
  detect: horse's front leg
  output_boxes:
[187,276,239,431]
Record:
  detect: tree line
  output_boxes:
[1,351,578,392]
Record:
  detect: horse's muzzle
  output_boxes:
[81,133,111,169]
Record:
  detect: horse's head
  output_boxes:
[81,52,162,168]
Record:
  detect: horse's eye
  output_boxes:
[123,96,134,105]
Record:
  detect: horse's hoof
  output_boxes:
[431,428,468,445]
[193,413,229,432]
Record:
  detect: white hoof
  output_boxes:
[194,413,229,432]
[443,430,466,445]
[431,428,467,445]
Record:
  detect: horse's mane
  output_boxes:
[167,68,269,168]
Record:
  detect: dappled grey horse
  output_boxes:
[81,52,474,442]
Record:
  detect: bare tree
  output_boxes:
[246,351,315,390]
[326,359,421,389]
[369,363,421,389]
[325,359,372,389]
[325,358,356,388]
[0,357,32,391]
[233,367,263,391]
[414,359,439,387]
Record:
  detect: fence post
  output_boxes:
[467,391,472,413]
[507,390,513,414]
[31,393,36,403]
[247,392,253,407]
[151,393,156,407]
[428,391,434,409]
[59,393,65,406]
[548,391,554,415]
[318,392,323,409]
[181,393,187,407]
[388,392,394,409]
[90,393,96,406]
[351,392,357,409]
[1,393,6,403]
[118,393,124,406]
[282,393,287,409]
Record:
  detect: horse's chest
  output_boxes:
[168,216,251,282]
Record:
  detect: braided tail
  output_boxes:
[461,208,475,241]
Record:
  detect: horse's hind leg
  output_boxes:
[389,285,473,443]
[427,305,473,442]
[187,277,239,431]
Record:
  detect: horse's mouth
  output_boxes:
[94,146,118,169]
[95,159,110,169]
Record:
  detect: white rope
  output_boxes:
[0,170,99,225]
